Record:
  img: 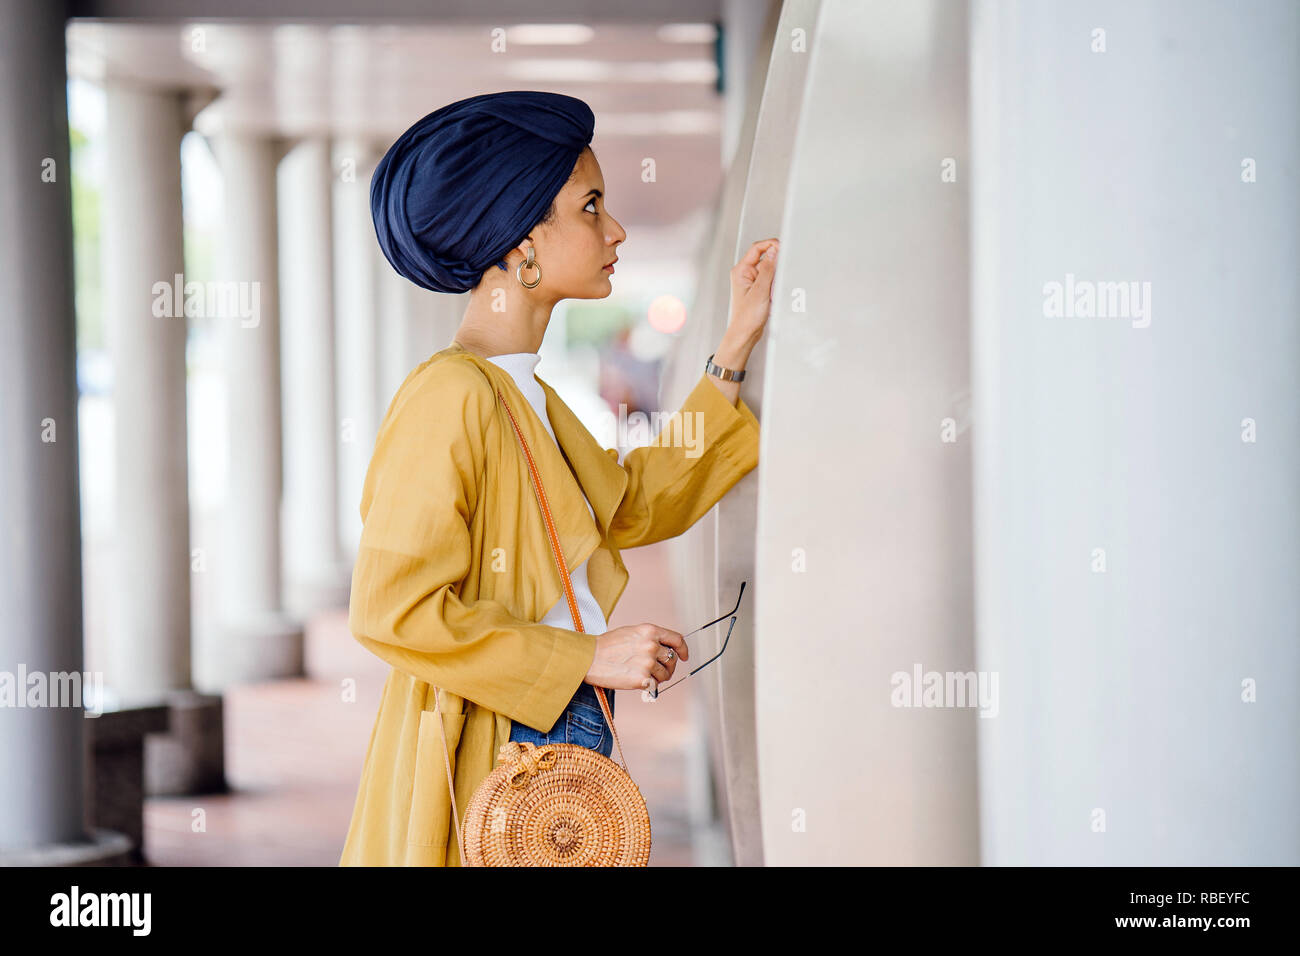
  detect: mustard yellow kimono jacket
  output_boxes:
[338,340,760,866]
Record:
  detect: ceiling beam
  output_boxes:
[69,0,722,22]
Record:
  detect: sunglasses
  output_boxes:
[644,580,746,700]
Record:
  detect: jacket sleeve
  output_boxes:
[606,371,761,550]
[347,359,596,732]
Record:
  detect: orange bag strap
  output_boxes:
[432,387,630,866]
[494,388,630,771]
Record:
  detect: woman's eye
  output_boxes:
[585,198,598,214]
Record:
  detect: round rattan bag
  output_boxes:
[462,738,651,866]
[432,683,652,867]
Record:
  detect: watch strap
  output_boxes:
[705,353,745,382]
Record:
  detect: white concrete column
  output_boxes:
[205,129,303,685]
[721,0,781,169]
[753,0,977,864]
[333,138,381,557]
[375,237,413,408]
[278,137,350,615]
[659,0,786,866]
[101,80,193,707]
[0,0,126,862]
[970,0,1299,864]
[711,0,816,869]
[406,283,455,362]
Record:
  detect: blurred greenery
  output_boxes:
[70,124,102,353]
[69,122,218,377]
[564,303,633,346]
[181,131,216,288]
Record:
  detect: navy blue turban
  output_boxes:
[370,91,595,294]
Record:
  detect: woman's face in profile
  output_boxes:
[532,147,627,300]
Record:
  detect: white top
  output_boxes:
[485,352,609,637]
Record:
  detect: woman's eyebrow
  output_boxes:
[582,188,603,199]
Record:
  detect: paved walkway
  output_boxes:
[141,540,715,866]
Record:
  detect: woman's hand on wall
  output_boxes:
[586,623,689,691]
[707,237,779,404]
[727,237,778,350]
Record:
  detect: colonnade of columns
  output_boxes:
[0,6,459,858]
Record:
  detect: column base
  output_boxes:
[284,563,352,618]
[144,689,226,797]
[0,828,134,867]
[199,611,305,688]
[85,703,171,864]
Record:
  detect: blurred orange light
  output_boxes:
[647,294,686,334]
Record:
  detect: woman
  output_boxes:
[339,91,777,866]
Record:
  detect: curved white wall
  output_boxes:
[754,0,978,864]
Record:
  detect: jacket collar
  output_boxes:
[444,341,629,540]
[536,376,628,540]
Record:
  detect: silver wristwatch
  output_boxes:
[705,353,745,382]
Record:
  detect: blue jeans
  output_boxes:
[509,681,615,758]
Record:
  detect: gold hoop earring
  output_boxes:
[517,246,542,289]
